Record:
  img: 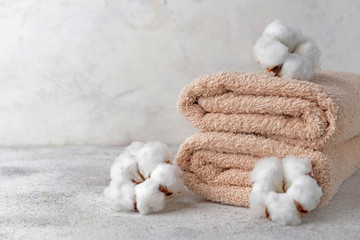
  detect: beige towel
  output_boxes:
[176,71,360,207]
[176,131,360,207]
[177,71,360,150]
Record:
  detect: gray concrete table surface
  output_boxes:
[0,147,360,240]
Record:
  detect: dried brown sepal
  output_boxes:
[294,200,308,218]
[133,199,137,211]
[132,179,143,184]
[130,164,147,184]
[306,171,314,178]
[265,207,271,219]
[267,64,283,77]
[137,166,146,181]
[159,185,173,198]
[282,181,286,192]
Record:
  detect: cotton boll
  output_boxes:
[251,157,284,193]
[253,20,321,81]
[280,54,314,81]
[135,179,166,215]
[104,177,136,211]
[110,151,138,180]
[249,155,321,225]
[293,38,321,71]
[282,156,313,190]
[249,182,274,217]
[286,175,322,212]
[106,141,180,215]
[126,141,145,155]
[250,157,284,217]
[265,192,302,225]
[263,20,305,52]
[253,36,289,68]
[110,141,146,180]
[136,141,174,178]
[151,163,184,194]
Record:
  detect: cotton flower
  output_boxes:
[253,35,289,69]
[282,156,313,190]
[250,157,284,193]
[135,178,166,215]
[281,54,314,81]
[135,141,174,178]
[253,20,321,81]
[262,19,305,52]
[151,163,184,194]
[265,192,301,225]
[249,157,283,217]
[249,182,274,217]
[293,37,321,70]
[249,156,322,225]
[104,141,183,215]
[286,175,323,212]
[126,141,145,155]
[104,176,136,211]
[110,151,139,180]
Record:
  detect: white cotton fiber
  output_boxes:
[105,141,183,215]
[293,37,321,70]
[136,141,174,178]
[253,36,289,68]
[126,141,145,155]
[104,176,136,211]
[151,163,184,194]
[110,142,145,181]
[251,157,284,193]
[263,19,305,52]
[250,155,323,225]
[281,54,314,81]
[253,19,321,81]
[135,179,166,215]
[265,192,302,225]
[282,156,313,190]
[286,175,323,212]
[249,182,274,217]
[110,151,138,180]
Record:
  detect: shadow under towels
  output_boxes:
[176,71,360,207]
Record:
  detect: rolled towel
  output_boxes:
[176,131,360,207]
[177,71,360,150]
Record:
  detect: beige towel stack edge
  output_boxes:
[176,71,360,207]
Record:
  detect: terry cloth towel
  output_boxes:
[176,71,360,207]
[176,131,360,207]
[177,71,360,150]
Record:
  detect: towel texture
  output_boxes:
[176,71,360,207]
[177,71,360,150]
[176,132,360,207]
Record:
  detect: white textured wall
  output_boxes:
[0,0,359,146]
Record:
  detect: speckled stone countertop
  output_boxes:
[1,146,360,239]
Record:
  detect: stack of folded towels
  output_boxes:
[176,70,360,208]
